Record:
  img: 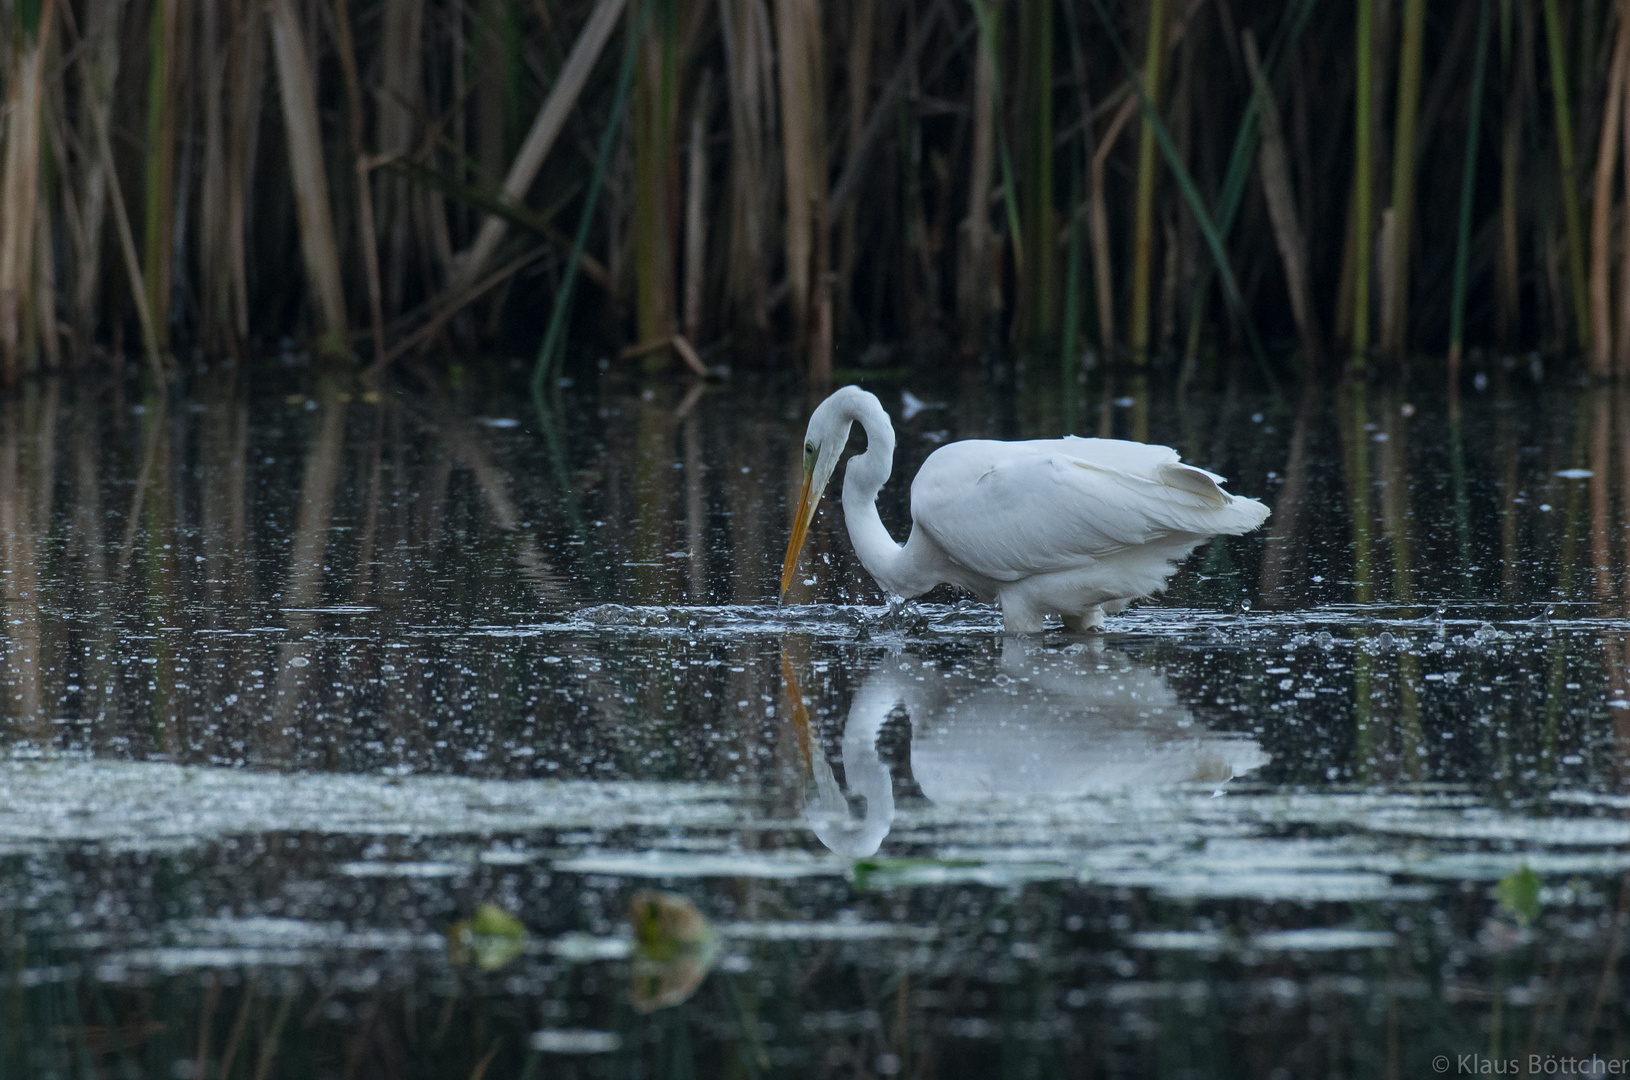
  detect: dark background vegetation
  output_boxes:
[1,0,1627,393]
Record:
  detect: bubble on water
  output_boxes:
[1315,631,1334,649]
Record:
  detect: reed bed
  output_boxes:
[7,0,1630,387]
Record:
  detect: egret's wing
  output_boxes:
[909,437,1268,582]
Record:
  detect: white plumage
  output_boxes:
[781,386,1270,633]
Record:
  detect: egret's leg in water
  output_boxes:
[1062,606,1106,634]
[997,589,1047,634]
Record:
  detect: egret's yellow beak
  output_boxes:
[780,467,820,597]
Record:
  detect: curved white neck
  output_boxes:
[839,401,910,596]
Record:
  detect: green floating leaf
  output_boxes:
[447,902,528,971]
[1496,866,1542,927]
[629,889,719,1012]
[848,856,985,891]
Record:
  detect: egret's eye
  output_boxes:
[804,442,817,469]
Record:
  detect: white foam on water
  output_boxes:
[0,758,739,851]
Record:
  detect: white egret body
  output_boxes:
[781,386,1270,633]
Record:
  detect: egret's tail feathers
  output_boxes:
[1156,462,1234,505]
[1217,495,1271,535]
[1153,462,1271,537]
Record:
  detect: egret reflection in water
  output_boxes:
[793,640,1270,857]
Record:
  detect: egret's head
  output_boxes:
[779,388,871,596]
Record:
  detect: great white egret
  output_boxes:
[780,385,1270,632]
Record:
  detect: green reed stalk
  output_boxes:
[1128,0,1167,364]
[1542,0,1590,348]
[1381,0,1427,360]
[1352,0,1374,370]
[536,0,644,390]
[1181,0,1317,372]
[1449,0,1493,377]
[1017,0,1055,345]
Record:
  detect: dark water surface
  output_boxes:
[4,368,1630,1078]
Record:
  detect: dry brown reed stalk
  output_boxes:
[1017,0,1055,345]
[219,0,265,351]
[381,248,550,367]
[958,4,996,355]
[69,0,123,350]
[774,0,829,382]
[632,5,679,349]
[1128,0,1168,364]
[453,0,626,296]
[1618,1,1630,376]
[379,0,425,311]
[0,0,57,384]
[620,332,709,375]
[199,0,231,350]
[720,0,774,338]
[1499,0,1532,346]
[1346,0,1374,364]
[1243,31,1320,369]
[141,0,181,355]
[837,0,875,334]
[330,0,388,358]
[84,40,162,370]
[1543,0,1591,350]
[826,0,946,220]
[1591,5,1629,379]
[683,70,712,342]
[475,0,509,186]
[267,0,349,356]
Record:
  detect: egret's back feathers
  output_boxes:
[909,436,1268,585]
